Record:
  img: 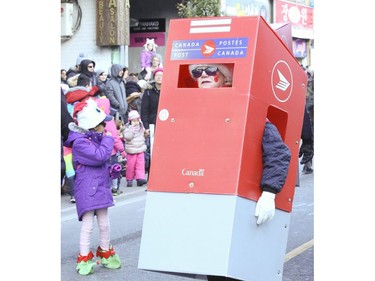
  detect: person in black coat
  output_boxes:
[188,64,292,281]
[206,120,291,281]
[140,68,163,132]
[299,105,314,173]
[79,59,100,88]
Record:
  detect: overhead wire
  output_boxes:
[72,0,82,34]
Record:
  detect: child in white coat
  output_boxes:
[123,110,148,187]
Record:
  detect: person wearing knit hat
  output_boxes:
[63,98,121,275]
[152,67,163,79]
[123,110,148,187]
[66,52,87,80]
[96,69,109,94]
[76,52,86,66]
[96,69,108,80]
[188,64,233,88]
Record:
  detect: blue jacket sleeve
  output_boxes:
[260,122,291,194]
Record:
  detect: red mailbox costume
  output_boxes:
[138,16,307,281]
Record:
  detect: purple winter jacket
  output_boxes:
[64,128,115,221]
[140,50,155,69]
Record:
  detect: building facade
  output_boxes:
[61,0,314,73]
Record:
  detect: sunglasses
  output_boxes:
[191,67,219,78]
[88,65,95,69]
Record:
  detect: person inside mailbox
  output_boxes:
[189,63,292,281]
[188,64,233,88]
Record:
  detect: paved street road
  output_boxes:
[61,164,313,281]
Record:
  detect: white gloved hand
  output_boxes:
[255,191,276,225]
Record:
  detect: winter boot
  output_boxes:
[96,245,121,269]
[127,180,133,187]
[113,188,123,196]
[299,141,314,165]
[137,179,147,186]
[302,160,313,174]
[76,251,95,275]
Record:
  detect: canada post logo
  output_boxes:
[171,38,248,60]
[201,40,216,57]
[271,60,293,103]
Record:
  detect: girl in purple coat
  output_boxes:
[64,98,122,275]
[140,38,158,70]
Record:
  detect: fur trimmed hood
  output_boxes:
[143,38,157,51]
[68,122,89,134]
[64,86,90,95]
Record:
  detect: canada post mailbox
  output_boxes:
[139,16,307,281]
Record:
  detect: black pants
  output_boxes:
[301,105,313,141]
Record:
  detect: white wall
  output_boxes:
[60,0,178,74]
[61,0,114,72]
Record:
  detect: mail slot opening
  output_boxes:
[266,105,288,140]
[177,63,235,88]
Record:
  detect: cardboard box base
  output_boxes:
[138,191,291,281]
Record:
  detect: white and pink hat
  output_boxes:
[128,110,141,121]
[73,98,112,130]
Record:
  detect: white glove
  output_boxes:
[255,191,276,225]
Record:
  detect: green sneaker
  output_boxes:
[76,251,95,275]
[96,245,121,269]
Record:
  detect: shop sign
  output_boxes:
[96,0,129,46]
[274,0,314,39]
[130,18,166,33]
